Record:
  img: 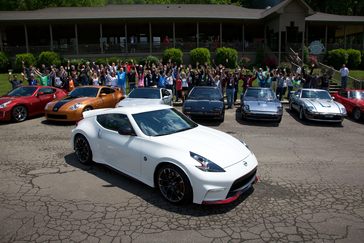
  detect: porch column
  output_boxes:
[24,24,29,53]
[196,22,199,48]
[219,22,222,47]
[100,24,103,54]
[49,24,53,51]
[125,23,128,53]
[242,24,245,52]
[173,22,176,48]
[149,22,152,54]
[264,24,267,49]
[362,25,364,52]
[324,24,328,51]
[278,18,281,65]
[344,25,347,49]
[302,28,305,64]
[74,24,79,55]
[0,29,3,52]
[305,23,308,46]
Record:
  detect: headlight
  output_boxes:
[0,101,11,109]
[69,103,82,111]
[243,105,250,112]
[306,106,315,112]
[190,152,225,172]
[341,107,347,114]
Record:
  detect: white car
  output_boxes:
[116,87,173,107]
[71,105,258,204]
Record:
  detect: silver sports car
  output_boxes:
[240,87,283,123]
[289,88,347,124]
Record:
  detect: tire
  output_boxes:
[219,112,225,122]
[12,105,28,122]
[289,102,293,111]
[299,107,306,121]
[156,164,192,204]
[74,134,93,165]
[353,107,361,121]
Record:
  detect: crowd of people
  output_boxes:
[8,59,335,107]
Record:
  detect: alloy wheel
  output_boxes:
[353,108,361,121]
[158,167,186,203]
[12,106,28,122]
[74,135,92,164]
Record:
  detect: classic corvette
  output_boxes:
[240,87,283,123]
[116,87,173,107]
[0,86,67,122]
[182,86,225,122]
[289,88,347,123]
[72,105,258,204]
[45,86,124,122]
[332,89,364,121]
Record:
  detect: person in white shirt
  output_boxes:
[339,64,349,89]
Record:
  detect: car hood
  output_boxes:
[46,97,97,110]
[117,98,162,107]
[152,125,251,168]
[184,100,224,109]
[244,99,280,112]
[302,98,343,113]
[0,96,16,104]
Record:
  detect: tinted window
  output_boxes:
[69,87,99,98]
[97,113,133,132]
[188,88,222,100]
[39,88,55,94]
[100,88,115,95]
[301,90,331,100]
[162,89,171,97]
[8,86,37,97]
[349,91,364,99]
[133,108,197,136]
[128,88,161,99]
[339,90,348,98]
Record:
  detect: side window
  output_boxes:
[97,113,133,133]
[39,88,55,94]
[340,90,348,98]
[100,88,115,95]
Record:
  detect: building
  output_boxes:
[0,0,363,64]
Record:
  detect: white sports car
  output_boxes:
[116,87,173,107]
[71,105,258,205]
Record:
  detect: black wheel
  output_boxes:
[219,112,225,122]
[74,134,93,164]
[157,164,192,204]
[12,105,28,122]
[289,102,293,111]
[83,106,93,112]
[353,107,361,121]
[299,107,306,120]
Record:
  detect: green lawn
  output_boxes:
[0,73,14,96]
[350,70,364,80]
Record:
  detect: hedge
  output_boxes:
[0,52,10,72]
[38,51,61,67]
[327,49,348,69]
[15,53,36,71]
[144,55,160,66]
[189,48,211,66]
[346,49,361,69]
[215,47,238,69]
[163,48,183,65]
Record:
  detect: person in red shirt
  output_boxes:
[175,74,183,102]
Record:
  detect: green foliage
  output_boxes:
[15,53,36,71]
[215,47,237,68]
[346,49,361,69]
[37,51,61,67]
[189,48,211,66]
[327,49,348,69]
[68,58,89,66]
[0,52,10,72]
[303,46,309,64]
[145,55,160,66]
[163,48,183,65]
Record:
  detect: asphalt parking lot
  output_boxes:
[1,105,364,242]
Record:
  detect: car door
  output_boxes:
[96,113,142,178]
[30,87,56,115]
[99,87,117,108]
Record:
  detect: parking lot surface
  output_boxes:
[0,106,364,242]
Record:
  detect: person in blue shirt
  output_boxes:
[117,67,126,94]
[158,71,166,88]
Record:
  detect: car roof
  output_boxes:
[83,105,171,118]
[192,86,218,90]
[246,87,272,90]
[301,88,329,92]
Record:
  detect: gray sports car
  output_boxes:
[289,88,347,124]
[240,87,283,123]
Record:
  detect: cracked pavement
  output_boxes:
[0,107,364,242]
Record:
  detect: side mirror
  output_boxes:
[118,127,135,136]
[37,92,44,96]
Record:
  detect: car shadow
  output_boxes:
[41,119,76,126]
[235,108,280,127]
[0,114,44,125]
[190,117,222,127]
[64,153,254,216]
[285,108,343,127]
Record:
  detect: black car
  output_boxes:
[182,86,225,122]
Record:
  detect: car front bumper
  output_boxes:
[304,111,346,122]
[45,109,83,122]
[0,109,12,121]
[242,109,282,121]
[183,110,223,119]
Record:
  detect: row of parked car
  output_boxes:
[0,85,363,125]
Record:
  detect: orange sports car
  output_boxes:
[45,86,124,122]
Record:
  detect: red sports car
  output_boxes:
[332,89,364,121]
[0,86,67,122]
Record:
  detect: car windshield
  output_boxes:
[69,87,99,98]
[188,88,222,100]
[301,90,331,100]
[349,91,364,99]
[245,89,275,100]
[133,108,198,136]
[7,86,37,97]
[128,89,161,99]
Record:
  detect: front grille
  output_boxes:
[47,114,67,119]
[229,167,257,193]
[247,113,279,119]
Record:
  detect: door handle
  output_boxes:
[97,129,102,138]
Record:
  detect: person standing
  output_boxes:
[339,64,349,89]
[8,74,22,90]
[226,73,235,109]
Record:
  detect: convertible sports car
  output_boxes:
[72,105,258,205]
[240,87,283,123]
[45,86,123,122]
[0,86,67,122]
[182,86,225,122]
[289,88,347,124]
[116,87,173,107]
[332,89,364,121]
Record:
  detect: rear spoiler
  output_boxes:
[82,108,112,119]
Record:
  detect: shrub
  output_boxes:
[163,48,183,65]
[145,55,160,66]
[303,46,309,64]
[15,53,36,71]
[95,57,121,65]
[38,51,61,67]
[189,48,211,66]
[0,52,10,72]
[346,49,361,69]
[327,49,348,69]
[361,51,364,69]
[215,47,238,68]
